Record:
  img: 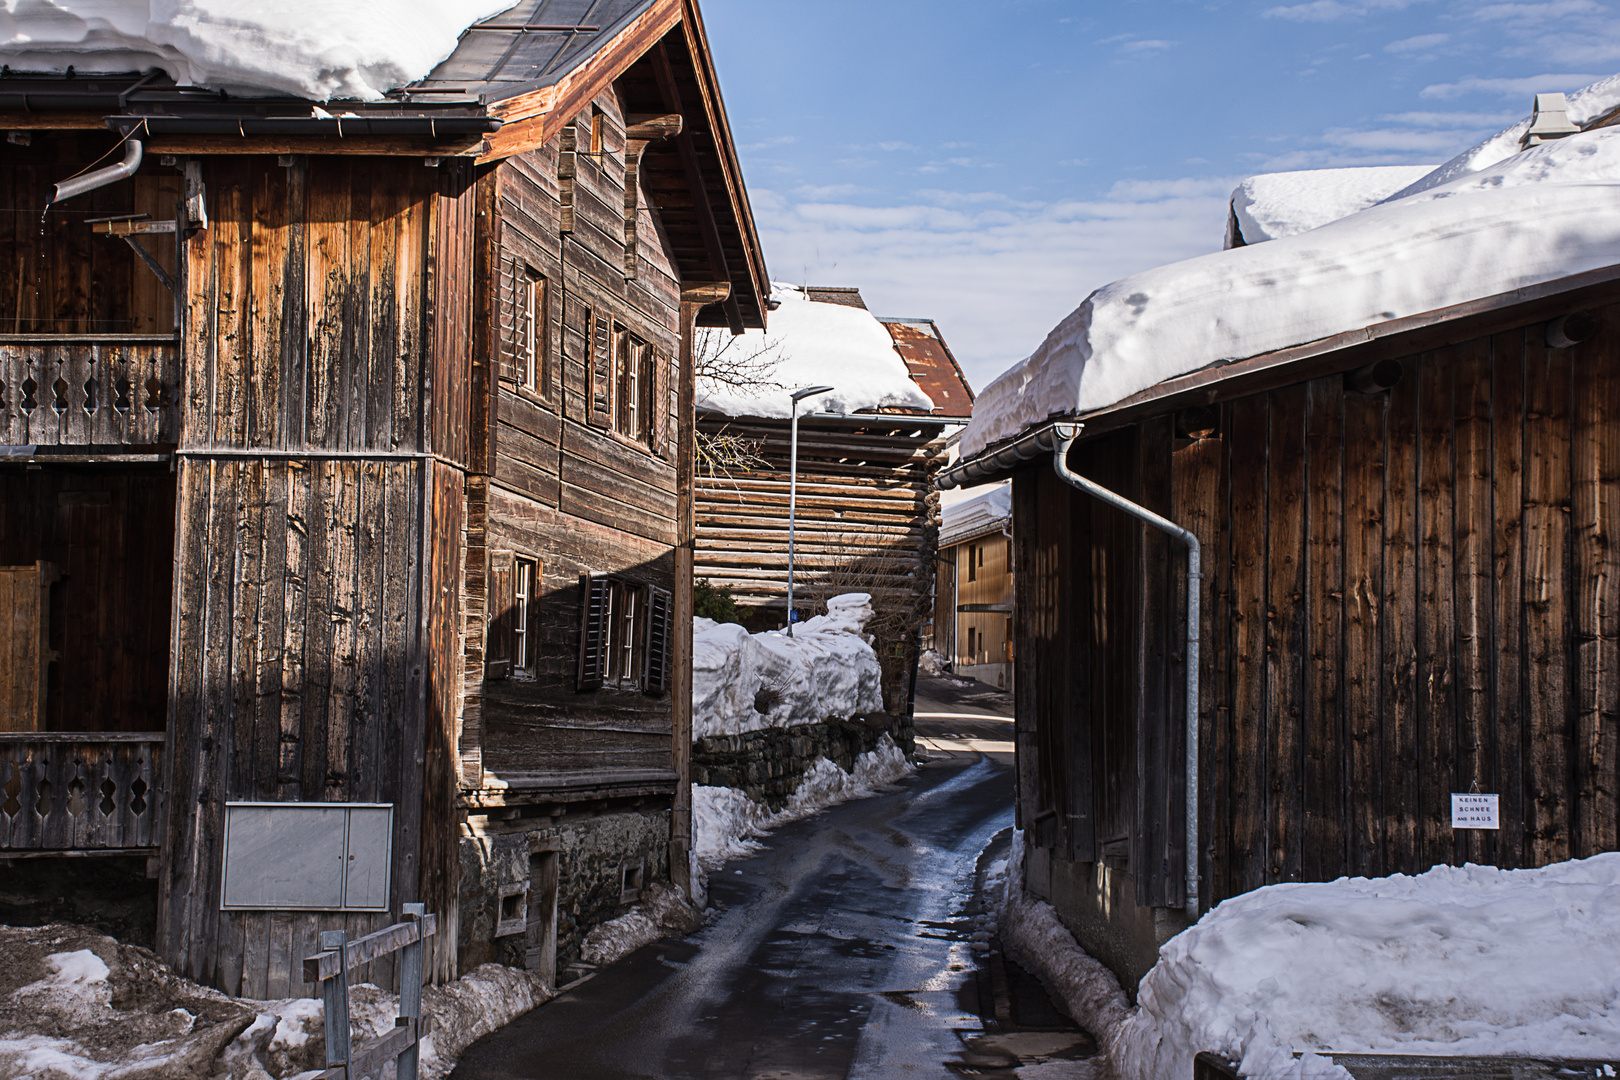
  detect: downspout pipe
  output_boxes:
[52,136,143,204]
[1048,426,1202,922]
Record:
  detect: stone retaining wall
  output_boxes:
[691,713,916,809]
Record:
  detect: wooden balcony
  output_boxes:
[0,733,165,853]
[0,335,180,447]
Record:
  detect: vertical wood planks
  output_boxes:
[1452,341,1495,866]
[1342,386,1386,877]
[1304,377,1346,881]
[1571,313,1620,859]
[1382,360,1422,875]
[1524,329,1573,865]
[1266,384,1307,885]
[1490,330,1528,868]
[1226,395,1269,895]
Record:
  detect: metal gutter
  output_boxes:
[108,115,500,137]
[938,420,1204,920]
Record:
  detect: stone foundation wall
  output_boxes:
[458,807,670,978]
[691,713,915,809]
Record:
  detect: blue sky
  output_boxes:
[699,0,1613,392]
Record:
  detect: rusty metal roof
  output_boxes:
[879,317,975,420]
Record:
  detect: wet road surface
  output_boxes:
[450,676,1093,1079]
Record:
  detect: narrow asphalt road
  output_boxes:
[450,676,1091,1079]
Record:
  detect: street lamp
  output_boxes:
[786,384,834,637]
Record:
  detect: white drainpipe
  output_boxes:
[936,421,1204,921]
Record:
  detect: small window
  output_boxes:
[620,861,644,904]
[979,545,985,568]
[967,625,977,662]
[609,325,654,444]
[966,545,978,583]
[518,269,549,394]
[577,574,674,693]
[486,553,542,681]
[514,557,537,673]
[590,108,604,159]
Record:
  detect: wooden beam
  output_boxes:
[652,42,744,335]
[625,113,683,141]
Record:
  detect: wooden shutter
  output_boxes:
[642,585,674,694]
[652,348,670,458]
[485,551,514,679]
[0,561,57,731]
[589,314,613,427]
[576,573,609,690]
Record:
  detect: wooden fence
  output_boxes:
[0,335,180,446]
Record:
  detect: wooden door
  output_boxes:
[0,561,58,731]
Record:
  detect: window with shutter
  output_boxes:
[642,586,673,694]
[576,573,610,690]
[486,552,514,680]
[513,557,541,675]
[517,269,548,394]
[589,314,613,427]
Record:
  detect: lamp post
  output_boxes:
[786,384,834,637]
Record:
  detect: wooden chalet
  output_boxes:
[0,0,767,998]
[939,264,1620,990]
[694,292,973,711]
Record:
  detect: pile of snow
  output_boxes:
[0,923,553,1079]
[693,592,884,739]
[1226,165,1435,246]
[692,734,913,872]
[0,0,506,101]
[697,284,934,419]
[579,882,702,968]
[1115,854,1620,1080]
[960,72,1620,459]
[998,843,1620,1080]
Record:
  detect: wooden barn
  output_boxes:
[693,291,973,711]
[0,0,767,999]
[940,263,1620,989]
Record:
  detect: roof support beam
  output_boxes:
[652,41,744,335]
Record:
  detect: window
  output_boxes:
[966,544,978,583]
[517,269,548,394]
[967,625,977,662]
[513,557,537,672]
[612,325,655,444]
[486,553,542,680]
[577,574,674,693]
[590,108,604,159]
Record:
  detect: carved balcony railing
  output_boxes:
[0,733,166,852]
[0,335,180,447]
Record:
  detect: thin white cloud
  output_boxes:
[1472,0,1603,19]
[1120,38,1178,53]
[1385,32,1449,52]
[1421,72,1603,98]
[1264,0,1420,21]
[749,179,1237,391]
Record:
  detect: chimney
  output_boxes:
[1522,92,1580,147]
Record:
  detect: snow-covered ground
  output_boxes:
[693,592,884,740]
[998,835,1620,1080]
[0,0,506,100]
[697,284,934,419]
[0,922,557,1079]
[961,72,1620,459]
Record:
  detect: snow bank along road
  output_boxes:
[448,698,1085,1079]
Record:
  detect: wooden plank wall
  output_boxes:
[0,468,174,732]
[468,86,684,785]
[161,153,470,994]
[2,134,180,334]
[1021,299,1620,912]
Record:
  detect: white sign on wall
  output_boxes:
[1451,794,1500,830]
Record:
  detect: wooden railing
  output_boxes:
[308,906,436,1080]
[0,733,165,851]
[0,335,180,446]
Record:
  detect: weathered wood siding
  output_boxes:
[162,155,475,994]
[1018,298,1620,912]
[464,87,683,788]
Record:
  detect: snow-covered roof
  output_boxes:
[698,285,935,420]
[0,0,513,101]
[1225,165,1435,247]
[960,73,1620,460]
[940,483,1011,548]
